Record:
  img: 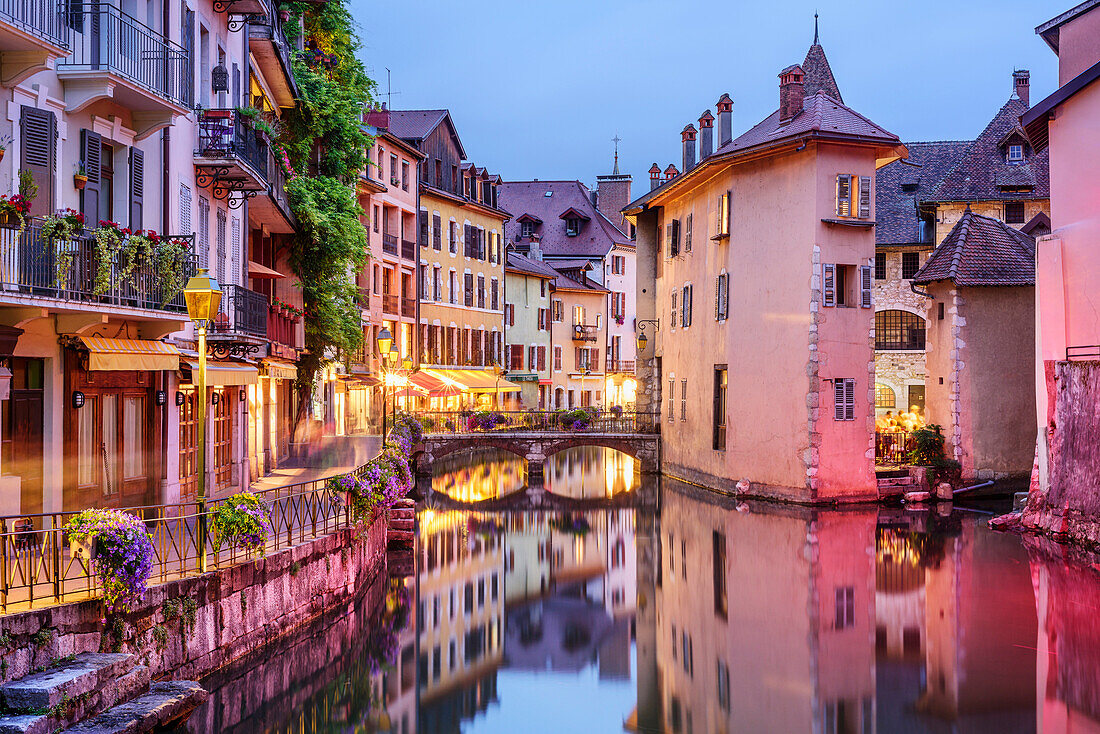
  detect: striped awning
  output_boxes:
[408,370,462,397]
[423,368,521,394]
[79,337,180,372]
[182,359,258,386]
[261,358,297,381]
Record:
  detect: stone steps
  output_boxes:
[1,653,134,712]
[388,518,414,531]
[63,681,207,734]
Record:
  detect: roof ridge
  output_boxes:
[948,209,972,280]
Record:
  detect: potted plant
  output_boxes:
[74,161,88,190]
[0,194,30,229]
[277,5,290,22]
[0,134,13,164]
[64,509,154,614]
[212,492,269,556]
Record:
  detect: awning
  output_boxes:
[182,359,258,386]
[423,368,521,394]
[80,337,180,372]
[261,358,297,381]
[248,261,286,279]
[408,370,462,398]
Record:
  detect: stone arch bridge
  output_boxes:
[412,431,661,482]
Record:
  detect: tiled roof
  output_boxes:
[875,141,971,245]
[505,251,559,280]
[552,268,608,294]
[802,43,842,102]
[387,109,467,159]
[498,180,629,258]
[912,208,1035,286]
[929,98,1050,202]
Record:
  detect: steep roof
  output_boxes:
[499,180,629,258]
[929,98,1049,202]
[386,109,467,159]
[505,251,559,280]
[802,43,842,102]
[912,208,1036,286]
[875,141,971,245]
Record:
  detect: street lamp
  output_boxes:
[388,346,399,429]
[183,268,222,573]
[636,319,660,353]
[376,327,393,439]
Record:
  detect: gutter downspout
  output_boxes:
[910,281,933,299]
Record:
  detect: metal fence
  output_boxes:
[0,218,196,313]
[212,283,268,338]
[418,410,661,435]
[0,466,368,614]
[0,0,69,48]
[876,431,912,466]
[58,3,192,108]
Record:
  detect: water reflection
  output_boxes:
[431,449,525,502]
[545,446,640,499]
[188,452,1100,734]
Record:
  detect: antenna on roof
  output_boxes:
[384,68,401,109]
[814,11,819,44]
[612,134,622,175]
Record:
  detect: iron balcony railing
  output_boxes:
[0,0,69,48]
[197,109,269,180]
[876,431,912,466]
[0,217,195,313]
[572,324,598,342]
[381,292,398,314]
[382,233,398,256]
[58,3,191,108]
[606,359,636,374]
[400,296,415,318]
[211,283,268,338]
[418,410,661,435]
[400,238,416,260]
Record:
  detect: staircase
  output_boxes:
[387,498,416,550]
[0,653,206,734]
[877,471,920,499]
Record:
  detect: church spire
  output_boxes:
[612,134,621,175]
[801,13,843,102]
[813,11,819,44]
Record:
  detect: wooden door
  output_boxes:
[179,387,197,500]
[3,359,45,516]
[212,388,233,489]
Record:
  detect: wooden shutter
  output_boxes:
[836,174,852,217]
[834,380,846,421]
[591,348,599,372]
[129,147,144,230]
[834,378,855,421]
[672,219,680,256]
[80,129,102,223]
[464,273,473,306]
[449,221,456,252]
[575,347,581,368]
[433,214,441,250]
[822,264,836,307]
[20,107,56,217]
[671,291,677,327]
[858,176,871,219]
[716,191,730,237]
[860,266,872,308]
[419,211,428,247]
[554,347,561,371]
[685,213,692,252]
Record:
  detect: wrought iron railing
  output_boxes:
[211,283,268,338]
[247,0,297,95]
[58,4,191,107]
[876,431,912,466]
[606,359,635,374]
[0,0,68,47]
[381,292,398,314]
[400,296,415,318]
[0,218,195,313]
[0,465,376,613]
[382,233,398,256]
[196,108,269,180]
[418,410,661,435]
[572,324,598,342]
[400,238,416,260]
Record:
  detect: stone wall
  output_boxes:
[873,247,931,416]
[0,515,388,685]
[934,200,1049,245]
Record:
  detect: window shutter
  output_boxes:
[433,214,441,250]
[834,380,846,421]
[230,217,240,285]
[179,183,192,235]
[858,176,871,219]
[528,346,535,370]
[671,291,677,327]
[672,219,680,256]
[845,379,855,420]
[128,147,144,230]
[822,264,836,307]
[591,348,599,372]
[860,265,872,308]
[419,211,428,247]
[80,129,103,223]
[716,191,730,237]
[20,106,55,217]
[685,213,692,252]
[197,196,210,269]
[538,347,546,372]
[836,174,852,217]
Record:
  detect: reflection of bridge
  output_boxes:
[420,476,658,512]
[413,431,661,481]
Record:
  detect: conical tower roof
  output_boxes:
[802,14,842,102]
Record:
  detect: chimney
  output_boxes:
[698,110,714,159]
[681,124,697,172]
[365,101,389,130]
[664,163,679,181]
[1013,69,1030,107]
[716,93,733,147]
[779,65,805,123]
[649,163,661,191]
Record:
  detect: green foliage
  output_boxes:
[240,592,247,614]
[212,492,268,555]
[0,631,11,649]
[163,596,197,635]
[908,424,947,466]
[290,560,301,577]
[151,625,169,650]
[32,629,53,649]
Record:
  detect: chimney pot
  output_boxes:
[698,110,714,159]
[716,93,733,147]
[664,164,679,181]
[779,65,805,123]
[681,124,697,172]
[1013,69,1030,107]
[649,163,662,190]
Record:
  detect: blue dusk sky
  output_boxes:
[351,0,1061,187]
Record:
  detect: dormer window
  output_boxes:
[566,218,581,236]
[1008,144,1024,162]
[521,221,535,238]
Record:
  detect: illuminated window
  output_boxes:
[875,310,926,350]
[875,383,896,409]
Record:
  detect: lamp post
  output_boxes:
[376,326,393,440]
[388,345,399,430]
[183,269,222,574]
[401,355,413,414]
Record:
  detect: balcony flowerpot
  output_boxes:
[74,174,87,190]
[0,212,15,229]
[0,148,5,163]
[278,9,290,21]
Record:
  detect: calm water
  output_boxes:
[187,448,1100,733]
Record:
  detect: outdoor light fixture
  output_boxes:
[636,319,660,352]
[388,346,399,365]
[376,326,393,357]
[72,390,85,409]
[211,392,220,405]
[176,391,186,406]
[155,390,167,406]
[239,388,247,402]
[184,269,223,324]
[401,356,413,371]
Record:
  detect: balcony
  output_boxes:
[0,218,195,315]
[195,109,269,203]
[0,0,69,84]
[247,145,295,234]
[401,297,415,318]
[267,305,300,358]
[606,359,635,374]
[381,292,398,315]
[401,238,416,260]
[382,233,398,256]
[210,284,268,340]
[247,0,297,109]
[572,324,598,342]
[57,5,191,139]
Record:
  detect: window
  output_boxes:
[553,346,562,371]
[528,346,536,369]
[938,302,945,320]
[1005,201,1025,224]
[668,378,675,422]
[389,154,398,185]
[464,273,473,307]
[823,264,871,308]
[717,660,730,711]
[449,221,457,253]
[680,378,687,421]
[666,218,680,257]
[875,383,896,409]
[373,205,380,233]
[565,218,581,236]
[875,252,886,280]
[715,190,731,238]
[434,159,442,187]
[836,174,871,218]
[681,285,693,326]
[401,160,409,190]
[901,252,920,279]
[611,255,625,274]
[875,310,926,350]
[713,530,727,617]
[1008,143,1024,162]
[432,214,441,250]
[419,210,428,247]
[521,221,534,238]
[433,266,441,301]
[834,378,855,421]
[552,299,564,322]
[670,291,677,328]
[684,213,692,252]
[713,366,727,450]
[680,631,693,676]
[836,174,852,217]
[835,586,855,629]
[715,273,729,321]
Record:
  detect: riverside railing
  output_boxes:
[0,465,370,614]
[876,431,912,466]
[418,410,661,435]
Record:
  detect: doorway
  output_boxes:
[2,358,44,516]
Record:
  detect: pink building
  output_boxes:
[627,32,905,503]
[1019,1,1100,538]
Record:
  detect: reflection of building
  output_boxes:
[545,446,637,499]
[431,450,525,503]
[656,479,877,733]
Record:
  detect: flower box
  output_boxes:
[0,212,17,229]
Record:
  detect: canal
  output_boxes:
[186,447,1100,733]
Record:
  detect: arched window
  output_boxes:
[876,310,926,350]
[875,383,896,409]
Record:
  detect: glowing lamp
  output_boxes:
[183,269,222,324]
[376,326,393,356]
